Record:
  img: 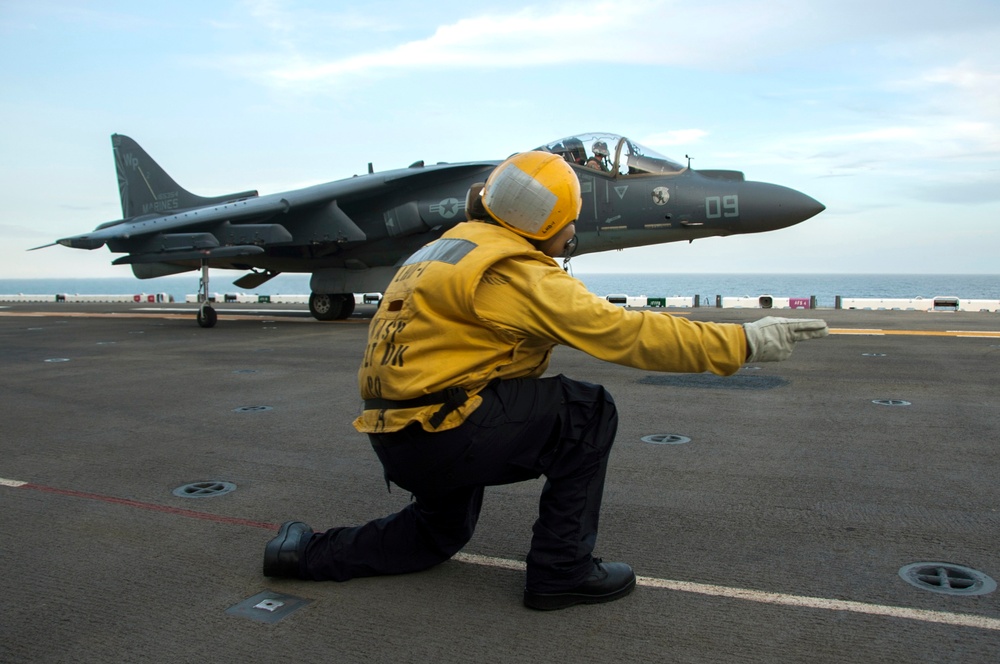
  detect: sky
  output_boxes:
[1,0,998,280]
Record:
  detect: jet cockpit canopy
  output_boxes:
[534,132,687,177]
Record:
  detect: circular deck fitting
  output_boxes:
[899,563,996,596]
[172,481,237,499]
[862,353,887,357]
[234,405,273,413]
[642,434,692,445]
[872,399,911,407]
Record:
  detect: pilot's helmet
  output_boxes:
[481,151,582,241]
[592,140,609,157]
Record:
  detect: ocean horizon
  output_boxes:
[1,273,998,309]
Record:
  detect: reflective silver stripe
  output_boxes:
[402,238,477,266]
[482,163,557,235]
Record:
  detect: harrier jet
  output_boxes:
[41,132,824,326]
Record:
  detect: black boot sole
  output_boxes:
[523,575,636,610]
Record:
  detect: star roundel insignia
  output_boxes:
[652,186,670,206]
[433,197,461,219]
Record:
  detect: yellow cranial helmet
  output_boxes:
[481,151,582,241]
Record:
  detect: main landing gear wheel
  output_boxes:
[309,293,356,321]
[197,305,218,328]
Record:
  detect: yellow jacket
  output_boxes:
[354,221,747,434]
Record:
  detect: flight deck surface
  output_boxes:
[1,303,998,663]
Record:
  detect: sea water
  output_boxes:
[1,273,997,309]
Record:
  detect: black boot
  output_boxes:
[263,521,313,578]
[523,559,636,610]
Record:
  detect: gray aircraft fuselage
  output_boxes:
[46,132,824,324]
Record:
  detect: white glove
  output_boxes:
[743,317,829,362]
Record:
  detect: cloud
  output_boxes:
[733,57,1000,181]
[215,0,836,89]
[245,0,298,34]
[911,62,1000,129]
[226,0,1000,91]
[259,2,636,84]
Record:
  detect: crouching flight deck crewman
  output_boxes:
[264,151,829,610]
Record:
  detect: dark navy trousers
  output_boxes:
[301,374,619,592]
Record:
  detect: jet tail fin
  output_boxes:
[111,134,258,218]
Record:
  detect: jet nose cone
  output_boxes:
[795,192,825,220]
[739,182,825,233]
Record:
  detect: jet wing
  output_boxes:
[56,196,292,250]
[54,161,498,264]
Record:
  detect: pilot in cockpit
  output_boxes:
[585,141,610,172]
[558,138,586,166]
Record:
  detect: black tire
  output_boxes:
[338,296,356,319]
[309,293,338,321]
[309,293,355,321]
[197,305,218,328]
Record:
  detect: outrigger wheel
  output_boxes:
[197,304,217,328]
[196,259,218,328]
